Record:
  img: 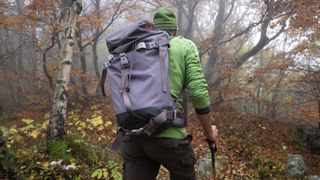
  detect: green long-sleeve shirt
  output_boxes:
[154,36,211,139]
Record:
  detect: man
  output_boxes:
[120,7,218,180]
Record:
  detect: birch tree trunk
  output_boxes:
[47,0,82,142]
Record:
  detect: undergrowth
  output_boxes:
[0,107,122,179]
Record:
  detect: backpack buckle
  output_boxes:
[136,42,146,50]
[108,54,114,61]
[119,53,129,68]
[173,110,177,120]
[147,42,158,49]
[165,110,177,120]
[103,54,113,69]
[103,61,110,69]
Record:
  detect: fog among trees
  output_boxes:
[0,0,319,179]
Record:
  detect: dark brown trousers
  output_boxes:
[120,134,196,180]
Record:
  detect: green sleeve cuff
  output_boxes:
[191,96,211,110]
[195,107,211,114]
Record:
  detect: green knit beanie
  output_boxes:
[153,7,178,30]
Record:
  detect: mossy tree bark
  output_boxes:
[47,0,82,147]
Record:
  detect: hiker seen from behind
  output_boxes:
[101,7,219,180]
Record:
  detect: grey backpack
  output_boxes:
[101,20,185,136]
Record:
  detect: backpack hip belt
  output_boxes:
[119,109,184,136]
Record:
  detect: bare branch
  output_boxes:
[82,0,125,49]
[140,0,163,8]
[223,0,235,22]
[0,42,24,60]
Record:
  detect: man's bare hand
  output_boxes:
[206,125,218,143]
[197,113,219,144]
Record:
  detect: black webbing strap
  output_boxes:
[120,65,133,114]
[101,68,108,97]
[143,109,187,135]
[144,110,167,135]
[123,89,133,113]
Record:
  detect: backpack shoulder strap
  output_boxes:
[101,68,108,97]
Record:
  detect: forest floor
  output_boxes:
[186,111,320,179]
[0,99,320,179]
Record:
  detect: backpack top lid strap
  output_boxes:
[136,42,159,51]
[106,20,163,54]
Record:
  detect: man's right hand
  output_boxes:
[197,113,219,144]
[207,125,218,143]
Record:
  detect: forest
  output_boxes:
[0,0,319,179]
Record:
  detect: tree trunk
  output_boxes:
[92,0,102,97]
[204,0,225,81]
[269,70,286,119]
[79,48,89,96]
[76,22,89,97]
[91,0,101,80]
[206,0,286,88]
[32,47,41,95]
[47,0,82,141]
[174,0,199,39]
[2,28,19,104]
[15,0,26,104]
[183,0,199,39]
[176,0,183,33]
[318,100,320,120]
[92,40,100,80]
[92,40,103,97]
[42,51,54,89]
[256,85,261,115]
[5,72,18,104]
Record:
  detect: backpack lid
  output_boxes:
[106,19,163,54]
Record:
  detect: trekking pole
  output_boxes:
[206,138,217,175]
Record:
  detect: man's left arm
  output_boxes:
[184,41,218,143]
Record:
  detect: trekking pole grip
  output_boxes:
[206,138,217,153]
[206,138,217,171]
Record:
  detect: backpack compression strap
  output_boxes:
[120,66,133,114]
[159,39,170,93]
